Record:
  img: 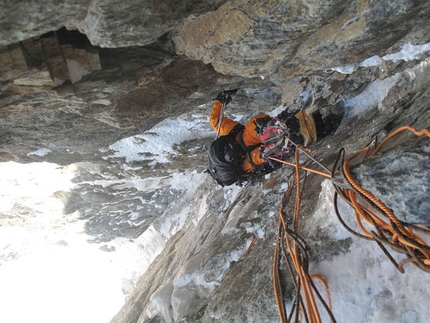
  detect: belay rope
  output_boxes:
[273,147,335,323]
[268,125,430,323]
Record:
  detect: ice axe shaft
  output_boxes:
[216,102,226,139]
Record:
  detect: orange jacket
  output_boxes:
[209,100,268,173]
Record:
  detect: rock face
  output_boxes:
[0,1,430,323]
[0,0,89,46]
[0,0,225,47]
[347,137,430,225]
[173,0,430,82]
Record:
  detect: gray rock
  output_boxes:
[348,138,430,224]
[0,0,225,47]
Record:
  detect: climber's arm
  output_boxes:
[209,100,239,136]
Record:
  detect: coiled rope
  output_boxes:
[331,126,430,273]
[269,125,429,322]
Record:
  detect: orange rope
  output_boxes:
[333,126,430,272]
[372,126,430,155]
[310,274,333,314]
[274,148,335,323]
[245,236,258,256]
[269,157,332,178]
[273,125,430,323]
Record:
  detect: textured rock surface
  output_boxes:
[0,0,225,47]
[173,0,430,83]
[0,0,89,45]
[350,138,430,224]
[0,1,429,323]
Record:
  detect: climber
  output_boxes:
[206,89,340,186]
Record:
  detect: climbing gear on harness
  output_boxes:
[259,117,290,161]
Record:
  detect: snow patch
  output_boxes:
[27,147,52,157]
[103,115,213,166]
[0,158,210,323]
[306,179,430,323]
[0,162,128,323]
[331,41,430,74]
[342,73,400,118]
[383,42,430,62]
[359,55,383,68]
[332,64,356,75]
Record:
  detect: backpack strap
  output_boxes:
[229,123,245,138]
[235,129,260,170]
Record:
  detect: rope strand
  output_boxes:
[273,125,429,322]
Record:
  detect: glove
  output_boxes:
[215,89,238,104]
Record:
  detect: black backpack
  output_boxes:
[207,124,258,186]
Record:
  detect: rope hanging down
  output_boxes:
[273,147,334,323]
[270,125,429,322]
